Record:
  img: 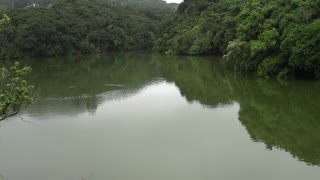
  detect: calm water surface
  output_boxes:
[0,53,320,180]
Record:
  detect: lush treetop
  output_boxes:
[0,0,175,58]
[155,0,320,78]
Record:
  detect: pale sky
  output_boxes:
[165,0,184,3]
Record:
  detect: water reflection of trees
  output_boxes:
[159,57,320,166]
[237,80,320,166]
[28,53,160,97]
[25,54,320,165]
[25,53,160,116]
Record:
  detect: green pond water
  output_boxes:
[0,53,320,180]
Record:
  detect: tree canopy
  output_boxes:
[0,0,176,58]
[225,0,320,78]
[155,0,320,78]
[154,0,245,55]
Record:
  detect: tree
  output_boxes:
[0,14,10,28]
[0,62,34,120]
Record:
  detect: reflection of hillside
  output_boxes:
[237,81,320,166]
[25,88,144,118]
[159,57,320,166]
[23,53,320,166]
[159,56,235,108]
[27,53,160,97]
[24,53,160,117]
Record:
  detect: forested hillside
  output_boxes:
[0,0,176,58]
[225,0,320,78]
[156,0,320,78]
[0,0,177,9]
[1,0,319,78]
[154,0,245,55]
[102,0,178,21]
[0,0,53,9]
[102,0,177,10]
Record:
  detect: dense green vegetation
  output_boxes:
[156,0,320,78]
[0,0,178,22]
[225,0,320,78]
[0,0,54,9]
[1,0,319,78]
[0,0,176,58]
[103,0,178,23]
[154,0,244,55]
[0,0,177,10]
[0,62,34,120]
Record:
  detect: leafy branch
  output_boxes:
[0,62,35,121]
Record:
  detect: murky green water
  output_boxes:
[0,53,320,180]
